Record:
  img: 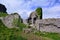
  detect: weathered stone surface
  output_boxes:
[35,18,60,33]
[0,17,3,19]
[2,13,20,28]
[23,10,60,33]
[0,4,7,13]
[23,28,32,34]
[27,11,38,25]
[23,19,28,25]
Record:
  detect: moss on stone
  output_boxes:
[36,7,42,19]
[0,12,8,17]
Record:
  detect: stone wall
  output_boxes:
[35,18,60,33]
[23,10,60,33]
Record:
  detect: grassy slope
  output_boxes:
[0,15,52,40]
[0,12,27,40]
[0,12,60,40]
[21,32,53,40]
[35,31,60,40]
[0,19,27,40]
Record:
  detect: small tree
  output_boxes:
[0,4,7,13]
[36,7,42,19]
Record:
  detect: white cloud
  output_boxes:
[16,9,34,19]
[2,0,23,7]
[0,0,60,19]
[0,0,56,13]
[43,5,60,19]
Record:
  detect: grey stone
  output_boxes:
[2,13,20,28]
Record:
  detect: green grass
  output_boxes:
[35,31,60,40]
[1,18,60,40]
[17,18,27,31]
[0,19,27,40]
[1,12,60,40]
[0,12,8,17]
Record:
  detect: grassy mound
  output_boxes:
[0,19,27,40]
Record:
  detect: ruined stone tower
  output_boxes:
[27,7,42,26]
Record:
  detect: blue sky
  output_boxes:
[0,0,60,19]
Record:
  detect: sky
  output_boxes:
[0,0,60,19]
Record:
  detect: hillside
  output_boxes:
[0,3,60,40]
[0,16,50,40]
[0,19,27,40]
[0,13,60,40]
[0,12,27,40]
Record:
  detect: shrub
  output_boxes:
[0,19,27,40]
[36,7,42,19]
[0,12,8,17]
